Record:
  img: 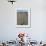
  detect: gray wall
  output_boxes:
[0,0,46,41]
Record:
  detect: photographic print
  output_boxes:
[16,8,31,28]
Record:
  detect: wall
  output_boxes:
[0,0,46,42]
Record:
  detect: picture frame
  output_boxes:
[16,8,31,28]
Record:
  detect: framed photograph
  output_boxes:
[16,8,31,28]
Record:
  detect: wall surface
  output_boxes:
[0,0,46,42]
